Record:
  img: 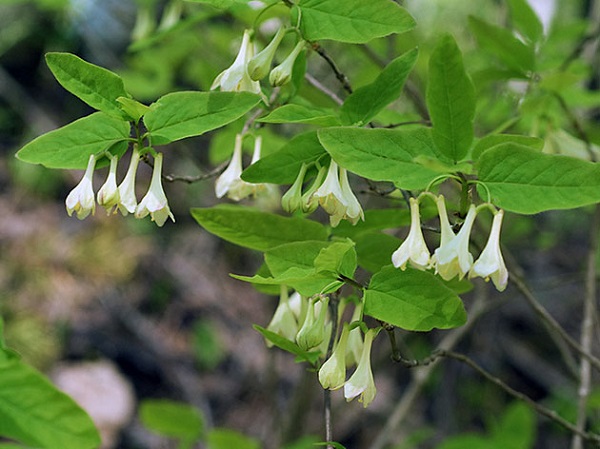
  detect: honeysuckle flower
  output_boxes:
[247,27,286,81]
[345,302,364,367]
[319,323,350,390]
[301,165,326,213]
[330,168,364,227]
[135,152,175,226]
[470,209,508,291]
[296,296,329,351]
[392,197,430,270]
[215,134,244,199]
[211,29,261,95]
[266,286,298,344]
[431,199,477,281]
[117,149,140,216]
[65,154,96,220]
[311,160,347,220]
[344,328,377,407]
[281,163,308,213]
[288,291,307,323]
[269,40,305,87]
[97,155,120,215]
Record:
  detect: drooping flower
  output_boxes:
[215,134,244,199]
[117,149,140,216]
[97,155,120,215]
[135,152,175,226]
[211,29,261,95]
[247,27,286,81]
[296,296,329,351]
[470,209,508,291]
[344,328,377,407]
[392,197,430,270]
[311,160,347,222]
[431,198,477,280]
[331,168,364,227]
[269,40,305,87]
[301,165,326,214]
[65,154,96,220]
[345,301,364,367]
[281,163,308,213]
[266,286,299,344]
[319,323,350,390]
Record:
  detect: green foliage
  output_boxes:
[254,326,321,364]
[206,428,260,449]
[139,399,203,445]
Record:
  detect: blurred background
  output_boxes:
[0,0,599,448]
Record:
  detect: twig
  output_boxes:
[311,42,353,95]
[383,119,431,128]
[162,160,229,183]
[305,73,344,105]
[571,205,600,449]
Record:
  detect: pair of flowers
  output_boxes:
[282,160,365,227]
[392,195,508,291]
[65,150,174,227]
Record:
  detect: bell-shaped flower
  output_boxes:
[117,149,140,216]
[330,168,364,227]
[319,324,350,390]
[301,165,326,214]
[344,328,377,407]
[215,134,245,199]
[470,210,508,291]
[345,302,364,367]
[269,40,305,87]
[296,296,329,351]
[311,160,347,220]
[431,199,477,280]
[288,291,307,323]
[97,155,120,215]
[135,153,175,226]
[247,27,286,81]
[392,197,430,270]
[65,154,96,220]
[266,286,298,344]
[282,163,308,213]
[211,29,261,95]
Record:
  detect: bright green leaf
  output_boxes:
[16,112,130,169]
[490,403,535,449]
[139,399,203,440]
[117,97,150,122]
[477,143,600,214]
[354,232,400,273]
[471,134,543,161]
[313,239,357,278]
[253,325,321,364]
[318,127,441,190]
[45,52,129,119]
[231,271,342,297]
[426,35,475,163]
[293,0,415,43]
[364,266,466,331]
[340,48,418,126]
[507,0,544,44]
[144,91,261,145]
[258,104,340,126]
[207,428,260,449]
[191,205,328,251]
[315,442,347,449]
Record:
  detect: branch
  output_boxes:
[305,73,344,105]
[311,42,353,95]
[162,160,228,183]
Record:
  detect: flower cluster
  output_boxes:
[282,160,364,227]
[392,195,508,291]
[65,150,175,227]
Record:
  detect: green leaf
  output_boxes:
[45,52,129,119]
[0,359,100,449]
[144,91,261,145]
[253,326,321,364]
[364,266,466,331]
[258,104,340,126]
[340,48,418,126]
[207,428,260,449]
[507,0,544,44]
[471,134,543,161]
[354,232,400,273]
[477,143,600,214]
[293,0,415,43]
[426,35,475,163]
[490,403,535,449]
[318,127,441,190]
[468,16,536,74]
[313,239,357,278]
[191,205,328,251]
[242,131,326,184]
[16,112,130,169]
[139,399,203,441]
[116,97,150,122]
[314,443,347,449]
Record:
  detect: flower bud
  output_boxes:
[269,40,305,87]
[281,163,308,214]
[296,296,329,351]
[247,27,286,81]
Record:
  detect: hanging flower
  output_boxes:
[470,209,508,291]
[211,29,261,95]
[311,160,347,222]
[296,296,329,351]
[281,163,308,214]
[301,165,326,214]
[344,328,377,407]
[345,302,364,367]
[215,134,245,199]
[247,27,286,81]
[331,168,364,227]
[135,152,175,226]
[117,149,140,216]
[266,286,299,344]
[392,197,430,270]
[269,40,305,87]
[319,323,350,390]
[96,155,120,215]
[65,154,96,220]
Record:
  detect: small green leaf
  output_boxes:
[140,399,203,441]
[471,134,543,161]
[258,104,340,126]
[45,52,129,119]
[191,205,328,251]
[314,442,347,449]
[340,48,418,126]
[364,266,466,331]
[318,127,440,190]
[16,112,130,169]
[477,143,600,214]
[207,428,260,449]
[242,131,326,184]
[144,91,261,145]
[313,239,357,278]
[254,325,321,364]
[117,97,150,122]
[490,403,535,449]
[507,0,544,44]
[293,0,415,43]
[426,35,475,163]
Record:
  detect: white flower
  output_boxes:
[117,149,140,216]
[311,160,347,221]
[301,165,326,213]
[344,328,377,407]
[470,209,508,291]
[97,155,120,215]
[135,153,175,226]
[331,168,364,227]
[281,163,307,213]
[296,296,329,351]
[431,198,477,281]
[345,302,364,367]
[269,40,305,87]
[247,27,286,81]
[392,197,430,270]
[266,286,298,344]
[319,324,350,390]
[65,154,96,220]
[215,134,245,199]
[211,29,261,95]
